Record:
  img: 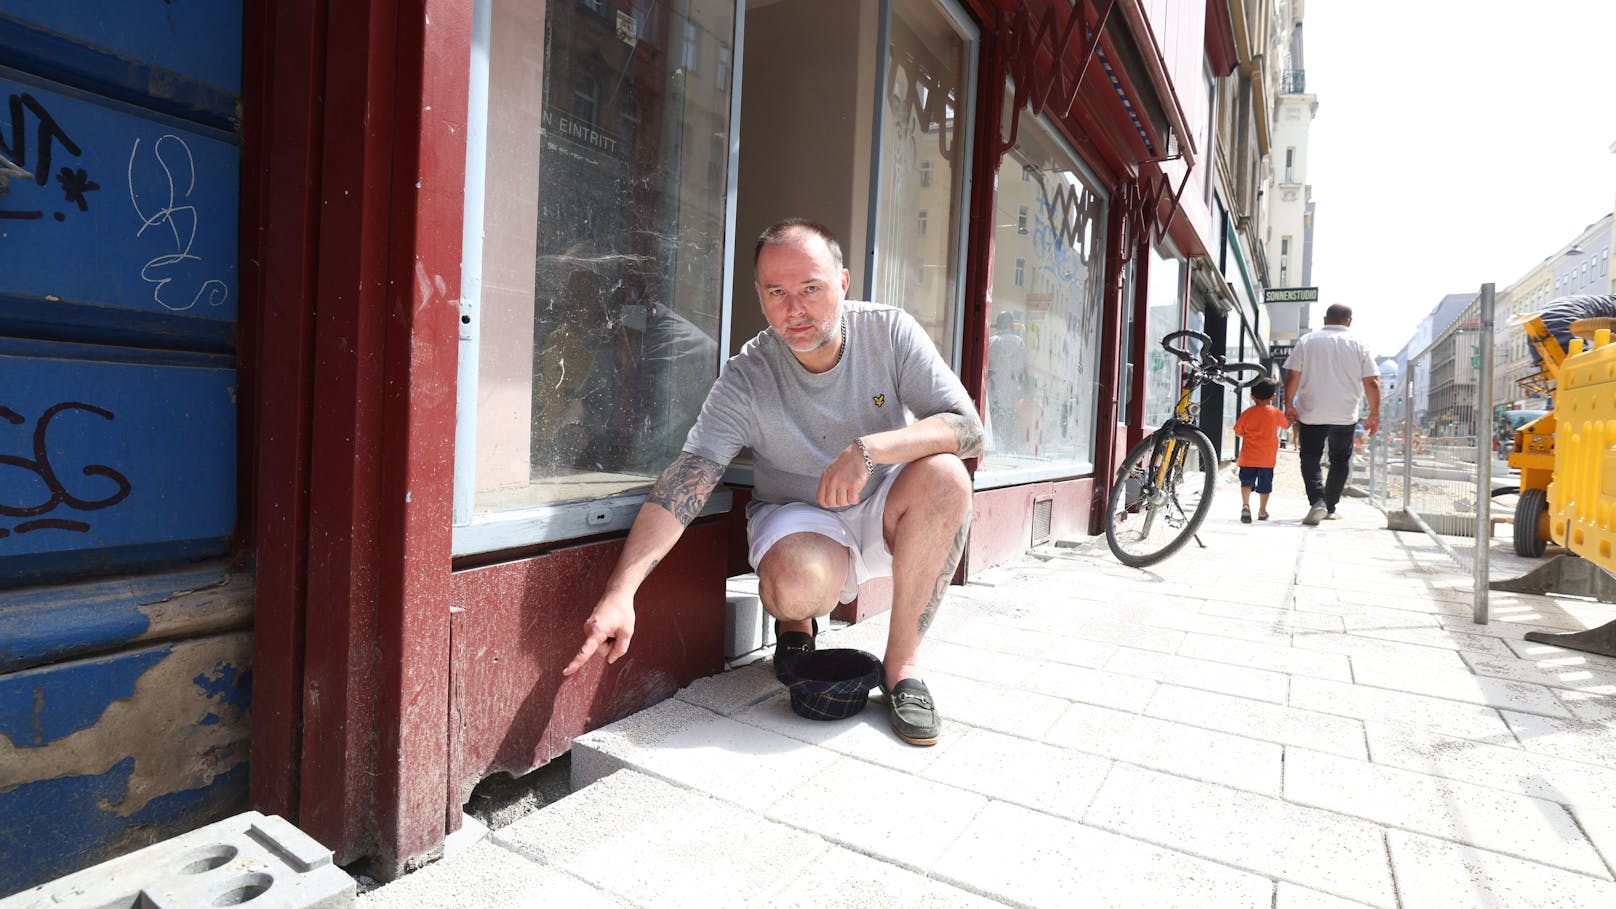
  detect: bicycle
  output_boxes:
[1105,329,1266,567]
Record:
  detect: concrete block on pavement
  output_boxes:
[1,811,353,909]
[725,574,773,659]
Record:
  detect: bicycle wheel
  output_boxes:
[1105,426,1218,567]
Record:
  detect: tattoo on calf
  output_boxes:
[940,411,984,458]
[917,520,970,636]
[647,453,725,526]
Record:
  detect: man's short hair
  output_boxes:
[755,218,844,271]
[1324,303,1353,324]
[1251,378,1277,400]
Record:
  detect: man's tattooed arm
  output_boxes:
[939,408,984,459]
[646,452,727,527]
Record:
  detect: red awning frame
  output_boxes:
[989,0,1199,255]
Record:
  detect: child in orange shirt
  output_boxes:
[1232,378,1290,523]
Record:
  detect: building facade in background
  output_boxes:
[1485,213,1612,415]
[1259,0,1316,348]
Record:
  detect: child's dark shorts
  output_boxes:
[1238,466,1274,494]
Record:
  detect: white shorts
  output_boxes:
[746,465,905,604]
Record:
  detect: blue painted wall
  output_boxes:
[0,635,253,897]
[0,2,247,897]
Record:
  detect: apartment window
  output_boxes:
[572,73,598,126]
[716,43,731,92]
[919,160,933,187]
[917,209,928,235]
[1017,205,1028,234]
[707,134,724,190]
[681,20,699,72]
[1284,146,1295,183]
[1013,258,1025,287]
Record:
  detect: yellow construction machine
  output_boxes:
[1497,310,1616,656]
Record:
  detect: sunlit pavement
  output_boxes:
[359,447,1616,908]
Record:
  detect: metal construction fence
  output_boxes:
[1350,283,1495,623]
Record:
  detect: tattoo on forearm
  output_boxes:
[940,411,984,458]
[643,558,660,579]
[647,453,725,526]
[917,520,970,636]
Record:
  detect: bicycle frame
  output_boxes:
[1150,369,1204,486]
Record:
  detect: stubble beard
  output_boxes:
[782,311,840,354]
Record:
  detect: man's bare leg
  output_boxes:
[880,453,972,690]
[757,531,848,633]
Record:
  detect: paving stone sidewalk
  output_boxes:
[362,448,1616,908]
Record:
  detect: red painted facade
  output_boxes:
[242,0,1222,876]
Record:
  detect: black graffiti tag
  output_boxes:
[0,92,95,222]
[0,403,132,539]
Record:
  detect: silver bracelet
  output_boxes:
[853,437,876,477]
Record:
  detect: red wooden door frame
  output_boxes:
[246,0,469,875]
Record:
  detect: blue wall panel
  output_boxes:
[0,4,241,128]
[0,71,239,346]
[0,635,252,896]
[0,346,235,584]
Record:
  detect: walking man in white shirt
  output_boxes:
[1282,304,1381,525]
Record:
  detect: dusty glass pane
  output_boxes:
[869,0,971,359]
[980,106,1107,476]
[471,0,732,514]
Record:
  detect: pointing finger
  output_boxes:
[562,628,609,677]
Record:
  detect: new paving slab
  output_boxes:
[359,451,1616,907]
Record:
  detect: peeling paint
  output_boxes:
[0,564,250,674]
[0,633,251,818]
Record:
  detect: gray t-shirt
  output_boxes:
[682,301,974,511]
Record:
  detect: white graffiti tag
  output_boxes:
[127,135,228,312]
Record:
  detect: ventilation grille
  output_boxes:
[1031,497,1054,546]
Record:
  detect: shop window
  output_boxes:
[454,0,734,550]
[978,104,1108,486]
[868,0,977,364]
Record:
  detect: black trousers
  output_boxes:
[1297,422,1356,510]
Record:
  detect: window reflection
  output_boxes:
[470,0,731,514]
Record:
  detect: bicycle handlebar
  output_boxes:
[1160,329,1212,364]
[1160,330,1269,389]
